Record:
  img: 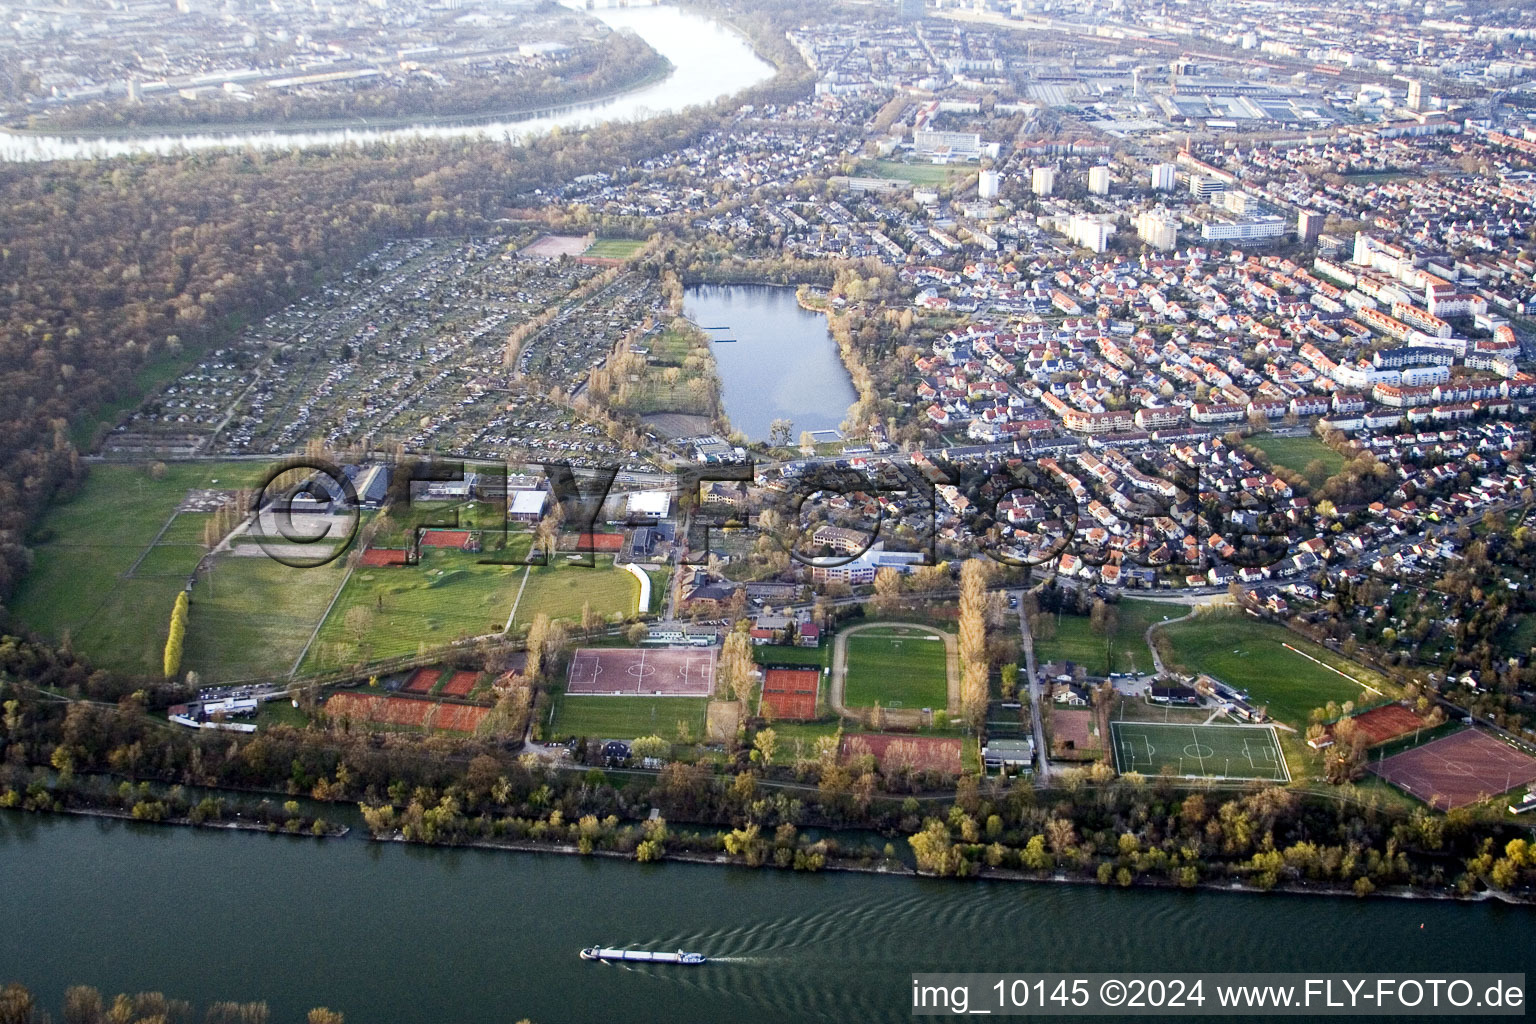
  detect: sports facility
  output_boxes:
[760,668,820,721]
[1342,703,1428,746]
[440,670,479,697]
[358,547,408,567]
[841,625,950,709]
[419,529,473,548]
[566,647,716,697]
[519,234,589,259]
[1371,729,1536,810]
[402,667,439,694]
[324,693,489,734]
[1111,722,1290,781]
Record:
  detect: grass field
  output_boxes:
[646,329,699,366]
[508,557,640,629]
[1160,612,1386,726]
[185,556,348,682]
[302,550,525,673]
[865,160,965,185]
[10,461,270,676]
[583,238,647,259]
[547,689,707,741]
[158,513,214,545]
[1247,435,1346,479]
[843,627,949,709]
[755,643,828,668]
[1111,721,1290,781]
[1034,599,1183,677]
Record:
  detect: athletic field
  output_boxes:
[1111,722,1290,781]
[843,626,948,709]
[566,647,716,697]
[1371,729,1536,810]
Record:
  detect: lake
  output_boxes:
[684,284,858,443]
[4,811,1533,1023]
[0,5,775,162]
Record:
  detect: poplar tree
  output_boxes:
[163,591,189,679]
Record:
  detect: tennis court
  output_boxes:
[566,647,716,697]
[1111,721,1290,781]
[760,667,820,721]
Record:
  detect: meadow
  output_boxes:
[1033,598,1184,677]
[1159,611,1389,726]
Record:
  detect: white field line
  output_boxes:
[1281,642,1384,696]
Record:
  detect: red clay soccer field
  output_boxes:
[1371,729,1536,810]
[1345,703,1428,746]
[566,647,717,697]
[761,668,819,721]
[841,733,962,775]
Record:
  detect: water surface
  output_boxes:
[0,6,774,162]
[4,811,1532,1023]
[684,284,859,442]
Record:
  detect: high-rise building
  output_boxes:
[1221,190,1254,215]
[1297,209,1324,243]
[1149,163,1177,191]
[1088,166,1111,195]
[1068,214,1112,253]
[1189,176,1225,202]
[978,169,1001,199]
[1030,166,1056,196]
[1136,210,1178,251]
[1406,78,1424,112]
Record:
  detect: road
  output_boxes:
[1145,604,1204,678]
[1015,591,1052,782]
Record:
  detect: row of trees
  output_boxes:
[9,649,1536,899]
[0,983,349,1024]
[162,592,189,681]
[958,560,990,732]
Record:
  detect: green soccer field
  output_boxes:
[865,160,965,185]
[1110,722,1290,781]
[583,238,647,259]
[508,558,641,629]
[843,627,948,709]
[546,690,707,742]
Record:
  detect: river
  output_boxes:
[684,284,859,443]
[4,811,1532,1023]
[0,5,775,162]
